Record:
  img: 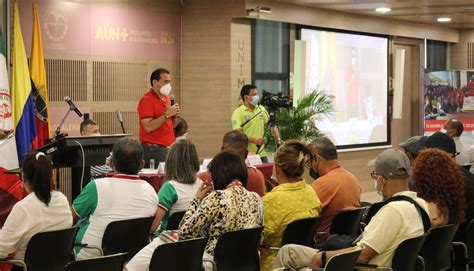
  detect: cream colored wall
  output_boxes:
[181,0,246,158]
[230,19,252,112]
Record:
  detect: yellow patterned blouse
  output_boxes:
[260,180,322,271]
[179,185,263,255]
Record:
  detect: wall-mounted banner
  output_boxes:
[424,70,474,133]
[19,0,180,60]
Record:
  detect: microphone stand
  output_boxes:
[119,122,126,134]
[53,107,73,141]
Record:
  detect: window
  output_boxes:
[252,20,289,94]
[426,40,447,70]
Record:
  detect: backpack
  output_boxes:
[318,195,431,250]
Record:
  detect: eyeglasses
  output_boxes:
[370,170,383,180]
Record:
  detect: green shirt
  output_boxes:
[231,104,269,157]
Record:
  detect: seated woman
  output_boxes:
[150,139,202,235]
[412,148,465,226]
[125,150,262,271]
[260,140,322,271]
[0,152,72,261]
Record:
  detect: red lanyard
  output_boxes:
[226,180,243,189]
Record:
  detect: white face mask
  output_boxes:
[374,179,384,197]
[440,128,447,134]
[175,133,188,141]
[160,83,172,96]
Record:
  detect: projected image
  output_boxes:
[424,70,474,133]
[299,28,388,147]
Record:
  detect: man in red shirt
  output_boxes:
[138,68,180,166]
[198,130,266,196]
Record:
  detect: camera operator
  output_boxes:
[231,84,281,162]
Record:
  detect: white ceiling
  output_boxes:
[277,0,474,29]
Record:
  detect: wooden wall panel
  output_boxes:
[92,61,147,102]
[450,30,474,70]
[92,111,139,137]
[46,59,88,102]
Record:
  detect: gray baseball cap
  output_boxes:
[399,136,428,157]
[368,148,410,179]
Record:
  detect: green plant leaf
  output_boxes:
[264,91,334,153]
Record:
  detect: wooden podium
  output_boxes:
[36,134,130,199]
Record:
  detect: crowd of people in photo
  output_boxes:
[424,81,474,120]
[1,67,474,271]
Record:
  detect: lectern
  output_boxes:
[36,134,130,199]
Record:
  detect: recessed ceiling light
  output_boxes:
[375,7,391,13]
[437,17,452,22]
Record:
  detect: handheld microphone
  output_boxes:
[170,95,175,106]
[116,109,126,134]
[64,96,83,117]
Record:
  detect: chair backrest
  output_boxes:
[330,208,364,236]
[213,226,264,271]
[64,253,127,271]
[324,247,362,271]
[281,217,320,247]
[420,224,459,271]
[101,216,154,260]
[149,237,208,271]
[391,234,428,271]
[465,220,474,263]
[23,227,78,271]
[166,211,186,230]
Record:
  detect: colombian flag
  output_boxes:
[0,28,22,230]
[30,3,50,148]
[11,2,37,164]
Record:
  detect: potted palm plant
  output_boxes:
[264,90,334,153]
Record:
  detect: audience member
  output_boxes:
[198,130,266,196]
[0,152,72,261]
[80,119,100,136]
[423,132,474,239]
[273,149,428,269]
[173,117,188,141]
[399,135,427,190]
[125,150,262,271]
[260,140,322,271]
[442,118,471,167]
[72,137,159,260]
[413,148,465,227]
[79,119,113,179]
[150,139,202,235]
[308,137,361,232]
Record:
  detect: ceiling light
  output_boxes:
[375,7,391,13]
[437,17,452,22]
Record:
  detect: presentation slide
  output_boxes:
[299,28,388,147]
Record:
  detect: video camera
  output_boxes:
[260,90,292,110]
[260,90,292,127]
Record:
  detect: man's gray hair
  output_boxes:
[308,137,338,160]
